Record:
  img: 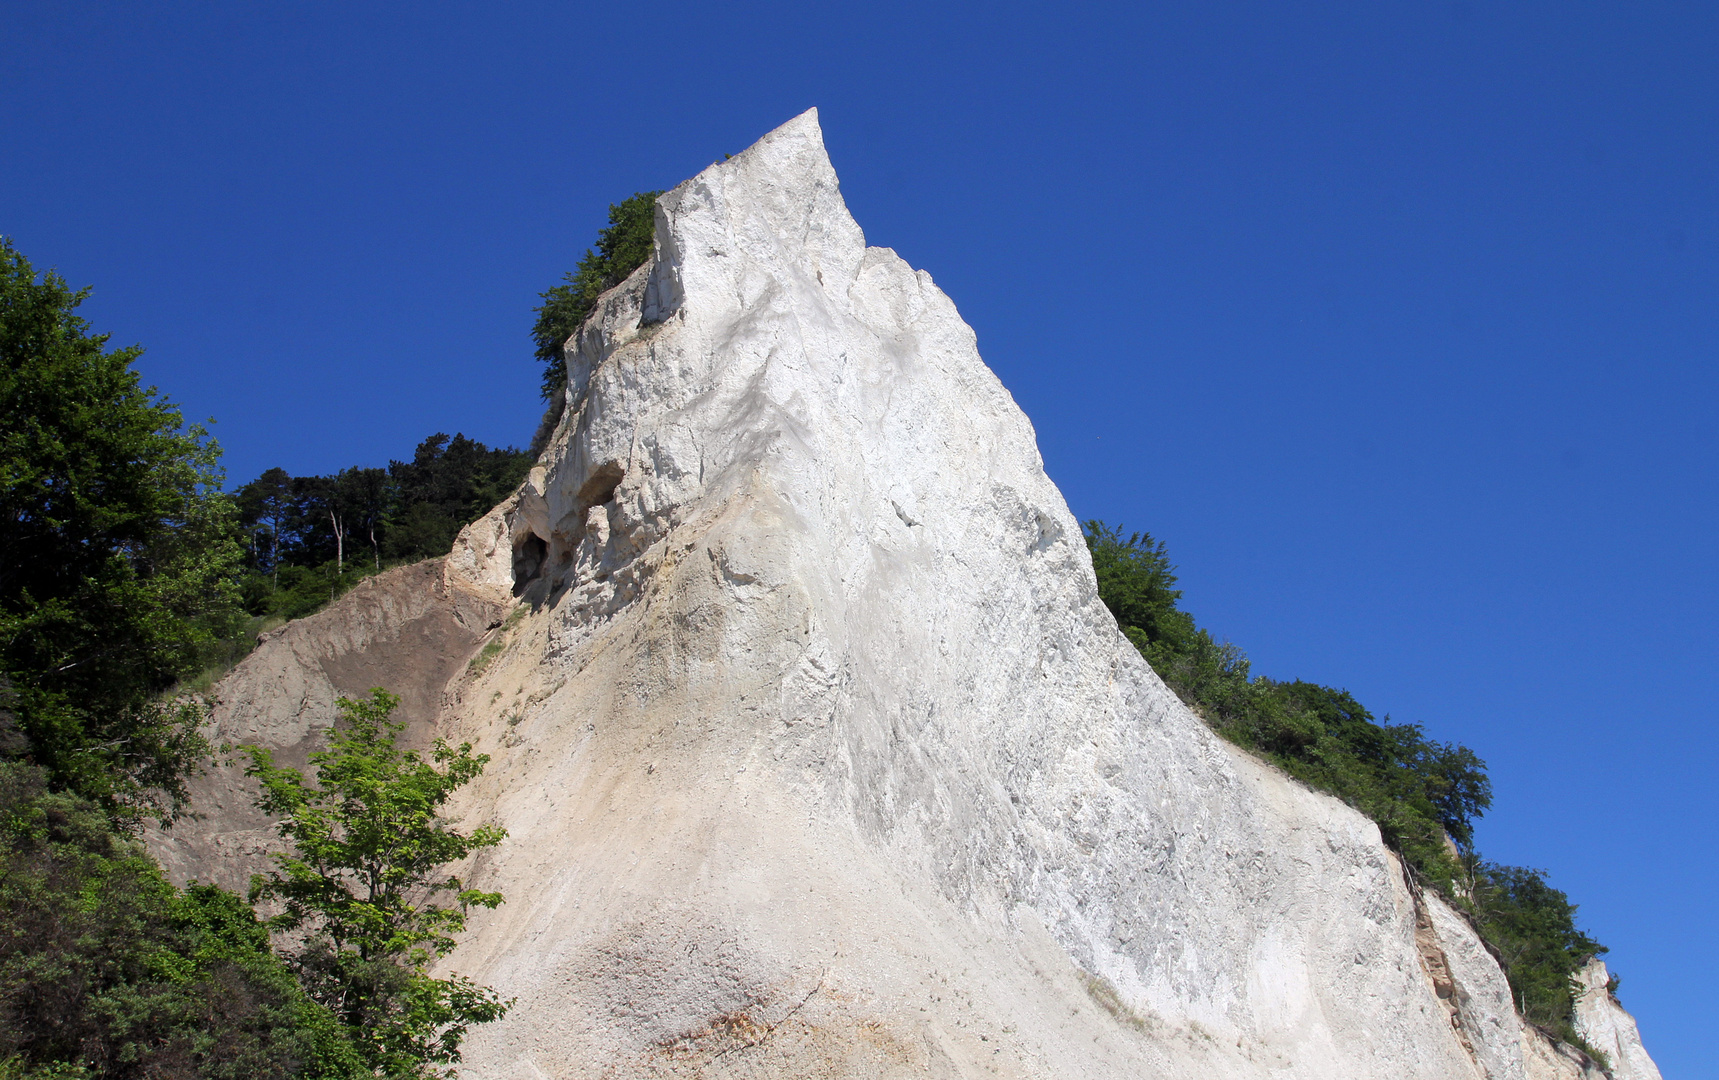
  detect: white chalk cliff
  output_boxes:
[155,110,1662,1079]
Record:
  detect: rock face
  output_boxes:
[1572,961,1662,1080]
[153,110,1663,1079]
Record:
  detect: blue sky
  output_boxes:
[4,2,1714,1072]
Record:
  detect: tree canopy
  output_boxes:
[0,238,242,814]
[233,434,532,622]
[531,191,662,400]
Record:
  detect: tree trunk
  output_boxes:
[329,509,345,574]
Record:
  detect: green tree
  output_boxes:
[242,689,509,1078]
[0,238,243,816]
[532,191,662,399]
[0,761,363,1079]
[1084,522,1182,640]
[0,239,364,1080]
[1470,862,1606,1049]
[237,467,294,584]
[337,467,390,573]
[381,433,531,563]
[231,435,531,626]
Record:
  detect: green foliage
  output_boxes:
[233,433,532,624]
[0,238,244,816]
[531,191,662,400]
[1208,679,1493,883]
[210,432,534,684]
[1084,521,1488,881]
[1468,861,1606,1045]
[1085,523,1187,647]
[381,434,532,561]
[1083,519,1602,1038]
[0,239,512,1079]
[465,638,504,677]
[1083,523,1256,725]
[0,762,362,1079]
[241,561,386,624]
[242,690,509,1078]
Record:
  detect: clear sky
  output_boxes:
[4,2,1714,1072]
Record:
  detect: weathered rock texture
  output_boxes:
[1572,961,1662,1080]
[154,110,1662,1080]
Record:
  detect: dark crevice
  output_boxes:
[577,462,625,508]
[512,533,548,597]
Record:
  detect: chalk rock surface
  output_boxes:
[1572,961,1662,1080]
[154,111,1663,1080]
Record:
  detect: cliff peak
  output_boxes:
[157,113,1662,1080]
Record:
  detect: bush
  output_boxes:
[241,561,385,623]
[1469,861,1605,1044]
[1085,521,1490,883]
[0,763,362,1079]
[531,191,662,400]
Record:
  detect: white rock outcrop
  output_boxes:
[1573,960,1662,1080]
[155,110,1663,1079]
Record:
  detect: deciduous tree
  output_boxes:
[243,689,509,1077]
[0,238,242,815]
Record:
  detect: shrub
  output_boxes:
[531,191,662,399]
[0,763,362,1079]
[1469,861,1605,1042]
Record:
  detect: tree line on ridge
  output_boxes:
[233,434,532,623]
[1085,522,1613,1059]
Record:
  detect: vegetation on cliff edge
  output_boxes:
[531,191,661,400]
[1,210,1626,1072]
[1086,520,1608,1050]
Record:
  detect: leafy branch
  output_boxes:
[243,689,509,1078]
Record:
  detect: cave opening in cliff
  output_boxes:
[512,532,548,596]
[576,462,625,508]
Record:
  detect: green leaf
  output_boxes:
[242,688,509,1075]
